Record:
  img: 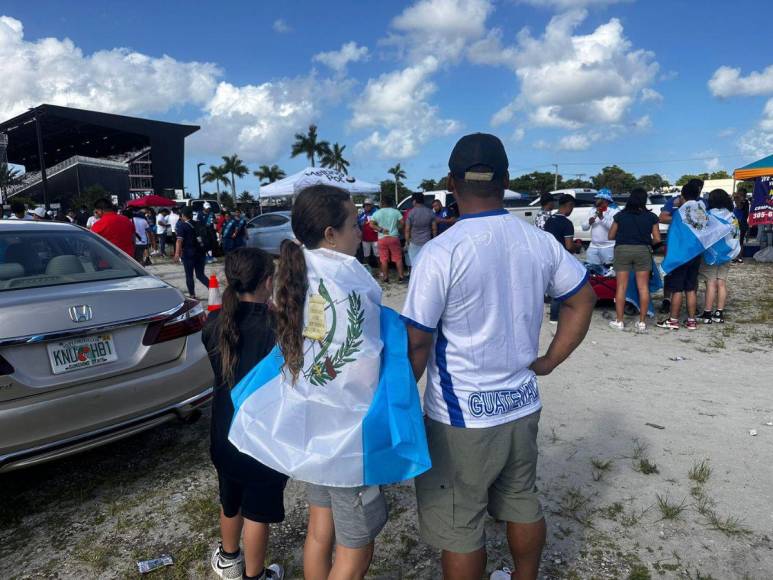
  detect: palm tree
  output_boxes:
[221,154,249,200]
[201,165,231,206]
[291,124,331,167]
[0,163,21,203]
[388,163,407,205]
[320,143,350,174]
[419,178,437,192]
[253,164,286,186]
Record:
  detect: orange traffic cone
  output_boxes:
[208,274,222,312]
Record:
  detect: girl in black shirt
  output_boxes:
[202,247,287,580]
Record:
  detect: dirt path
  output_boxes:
[1,257,771,579]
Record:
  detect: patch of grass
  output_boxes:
[73,537,111,573]
[628,563,652,580]
[688,459,712,485]
[704,510,752,537]
[632,438,648,460]
[591,457,613,471]
[635,458,659,475]
[558,487,594,527]
[655,493,687,521]
[720,324,738,337]
[708,336,726,349]
[599,502,624,520]
[549,426,560,444]
[621,506,650,528]
[179,490,220,537]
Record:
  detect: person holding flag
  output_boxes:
[228,185,429,580]
[699,189,741,324]
[657,182,732,331]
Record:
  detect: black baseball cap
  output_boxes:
[448,133,509,181]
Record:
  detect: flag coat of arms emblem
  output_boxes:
[660,200,733,274]
[228,248,431,487]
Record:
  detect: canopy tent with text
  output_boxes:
[259,168,380,199]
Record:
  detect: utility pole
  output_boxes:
[552,164,559,191]
[34,109,50,210]
[196,162,205,199]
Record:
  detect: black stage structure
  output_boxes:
[0,104,199,208]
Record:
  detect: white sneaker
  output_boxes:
[490,568,512,580]
[635,321,647,333]
[608,320,625,330]
[265,564,285,579]
[210,544,243,579]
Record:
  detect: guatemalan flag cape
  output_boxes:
[625,259,663,317]
[703,208,741,265]
[660,200,733,275]
[228,248,431,487]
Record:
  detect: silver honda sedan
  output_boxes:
[0,220,214,472]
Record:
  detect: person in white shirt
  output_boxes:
[86,210,100,229]
[155,209,171,256]
[7,201,31,220]
[131,210,152,265]
[401,133,596,580]
[581,189,619,267]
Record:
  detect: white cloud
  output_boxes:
[739,98,773,157]
[511,127,526,141]
[633,114,651,130]
[0,15,220,121]
[709,65,773,98]
[272,19,291,33]
[388,0,492,62]
[313,41,369,74]
[517,0,631,8]
[476,9,658,150]
[557,134,591,151]
[351,57,460,158]
[192,75,349,161]
[640,88,663,102]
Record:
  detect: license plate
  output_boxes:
[47,334,118,375]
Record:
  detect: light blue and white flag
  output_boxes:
[661,200,732,274]
[703,208,740,266]
[228,248,430,487]
[624,259,663,317]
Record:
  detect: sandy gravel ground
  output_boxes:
[1,255,771,579]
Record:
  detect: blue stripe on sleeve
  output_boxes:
[555,270,590,303]
[436,322,465,427]
[400,315,436,334]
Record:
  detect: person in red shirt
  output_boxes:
[91,198,135,257]
[357,198,379,268]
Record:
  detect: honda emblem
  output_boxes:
[68,305,93,323]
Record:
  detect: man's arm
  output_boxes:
[531,283,596,375]
[173,238,183,260]
[432,220,438,238]
[404,218,411,244]
[563,236,574,252]
[608,221,618,241]
[659,210,672,225]
[407,326,434,382]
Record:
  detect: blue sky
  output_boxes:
[2,0,773,194]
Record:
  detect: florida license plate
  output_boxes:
[47,334,118,375]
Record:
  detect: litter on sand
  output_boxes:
[137,555,174,574]
[669,356,687,361]
[646,422,665,430]
[749,429,758,437]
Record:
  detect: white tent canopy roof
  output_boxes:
[259,167,380,199]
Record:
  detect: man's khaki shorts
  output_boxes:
[699,261,730,282]
[414,412,543,554]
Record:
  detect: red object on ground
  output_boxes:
[126,195,177,208]
[590,274,616,301]
[92,211,135,256]
[207,275,222,312]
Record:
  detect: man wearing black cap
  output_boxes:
[401,133,596,580]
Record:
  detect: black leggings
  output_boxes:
[182,255,208,296]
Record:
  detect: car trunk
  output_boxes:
[0,276,185,402]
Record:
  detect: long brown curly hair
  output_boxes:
[274,185,351,382]
[217,247,275,387]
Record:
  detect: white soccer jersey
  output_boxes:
[402,208,588,428]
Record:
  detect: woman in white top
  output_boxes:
[155,209,170,256]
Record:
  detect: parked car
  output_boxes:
[508,188,667,242]
[244,211,293,255]
[0,220,213,473]
[396,189,531,212]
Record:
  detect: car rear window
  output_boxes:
[0,229,144,292]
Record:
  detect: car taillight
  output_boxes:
[0,354,14,376]
[142,299,206,345]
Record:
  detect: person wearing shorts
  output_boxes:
[305,484,388,550]
[608,188,661,332]
[370,196,406,283]
[357,199,379,267]
[402,133,595,580]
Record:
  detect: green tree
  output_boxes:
[419,179,438,192]
[675,173,709,187]
[562,178,593,189]
[201,165,231,206]
[254,164,286,186]
[379,179,410,206]
[320,142,350,174]
[709,170,730,180]
[387,163,407,205]
[591,165,637,194]
[291,124,331,167]
[221,154,249,200]
[636,173,668,191]
[0,163,21,202]
[238,190,254,203]
[70,184,110,210]
[509,172,563,194]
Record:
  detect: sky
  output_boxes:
[2,0,773,194]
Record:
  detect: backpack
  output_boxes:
[187,220,209,253]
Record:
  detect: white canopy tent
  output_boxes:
[259,168,380,199]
